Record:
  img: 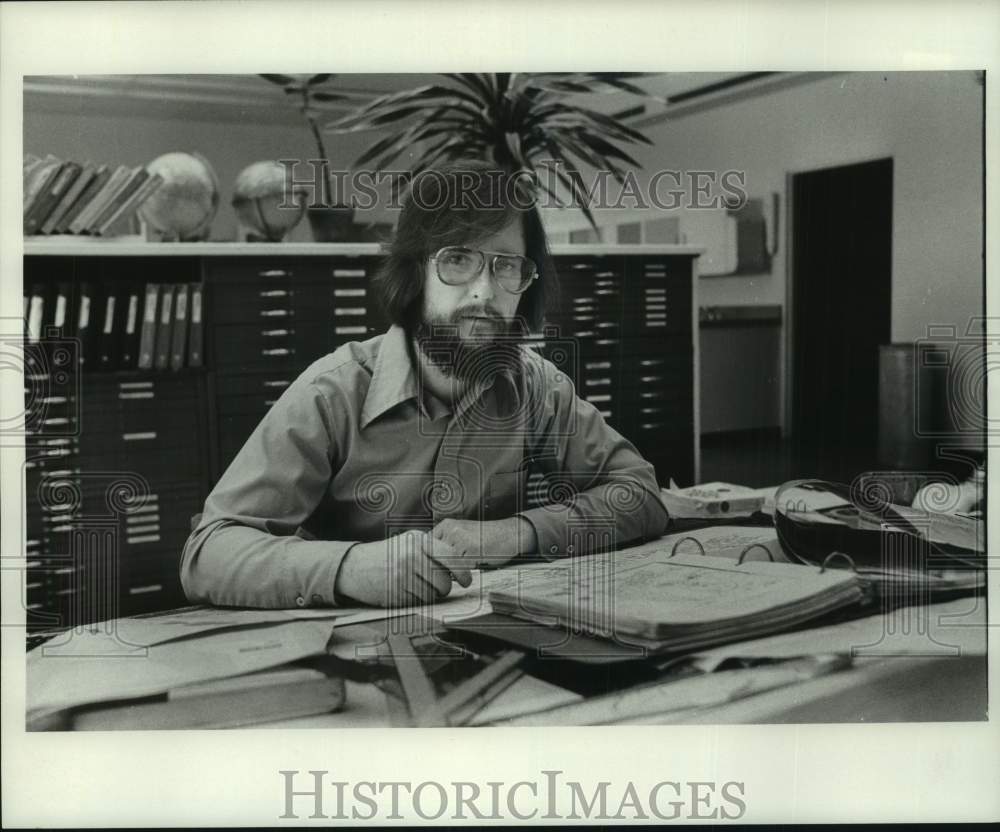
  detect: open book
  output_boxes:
[489,552,867,654]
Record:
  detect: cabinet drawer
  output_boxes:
[212,322,333,368]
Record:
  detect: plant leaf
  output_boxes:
[260,73,296,87]
[307,73,335,86]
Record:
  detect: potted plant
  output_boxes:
[259,73,356,241]
[327,73,664,229]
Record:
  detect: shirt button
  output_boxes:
[549,545,559,554]
[566,545,575,554]
[311,594,324,605]
[295,595,306,607]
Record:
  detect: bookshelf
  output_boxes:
[22,243,701,630]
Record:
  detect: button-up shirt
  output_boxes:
[181,324,670,608]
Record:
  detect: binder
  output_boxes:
[119,285,143,369]
[76,282,99,369]
[97,281,122,370]
[170,283,190,371]
[51,282,74,336]
[153,284,176,370]
[26,282,48,343]
[488,547,866,653]
[186,282,204,367]
[137,283,161,370]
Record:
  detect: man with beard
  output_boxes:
[181,161,669,609]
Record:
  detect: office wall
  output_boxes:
[618,71,984,342]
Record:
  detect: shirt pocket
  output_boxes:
[484,469,528,520]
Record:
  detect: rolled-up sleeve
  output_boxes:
[180,374,354,608]
[516,361,670,559]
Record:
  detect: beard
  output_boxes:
[412,305,525,383]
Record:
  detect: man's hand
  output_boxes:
[429,516,538,572]
[334,529,471,608]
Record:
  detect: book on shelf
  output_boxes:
[88,167,148,235]
[153,284,176,370]
[95,172,163,237]
[170,283,190,371]
[25,282,48,344]
[39,162,96,235]
[22,156,62,222]
[67,164,130,235]
[24,162,81,236]
[187,283,204,367]
[54,164,110,234]
[137,283,161,370]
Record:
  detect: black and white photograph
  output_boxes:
[2,0,998,826]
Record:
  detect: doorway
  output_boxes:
[788,157,893,483]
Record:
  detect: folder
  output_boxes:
[187,282,204,367]
[153,284,176,370]
[40,162,92,235]
[51,282,74,336]
[137,283,161,370]
[170,283,190,371]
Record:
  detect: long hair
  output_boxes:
[373,160,556,334]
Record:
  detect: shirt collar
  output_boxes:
[360,324,423,429]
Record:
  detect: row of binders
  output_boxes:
[24,154,164,237]
[24,281,204,372]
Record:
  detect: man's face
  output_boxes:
[421,219,525,337]
[415,220,527,380]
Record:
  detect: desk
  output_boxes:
[26,527,988,729]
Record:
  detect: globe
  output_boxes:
[231,160,307,242]
[138,152,220,241]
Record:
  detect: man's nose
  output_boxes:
[468,262,496,300]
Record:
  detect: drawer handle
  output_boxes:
[595,339,618,346]
[574,330,596,338]
[119,381,154,390]
[262,379,290,389]
[261,348,294,357]
[585,377,612,386]
[118,391,154,400]
[261,328,292,337]
[641,422,665,430]
[334,325,367,335]
[639,359,664,367]
[334,307,366,316]
[260,309,292,318]
[258,289,291,298]
[259,269,291,278]
[332,269,366,278]
[639,375,662,383]
[334,288,366,298]
[123,431,157,441]
[586,361,612,370]
[586,394,611,403]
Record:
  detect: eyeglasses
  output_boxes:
[430,246,538,295]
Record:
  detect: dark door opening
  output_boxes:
[789,157,893,483]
